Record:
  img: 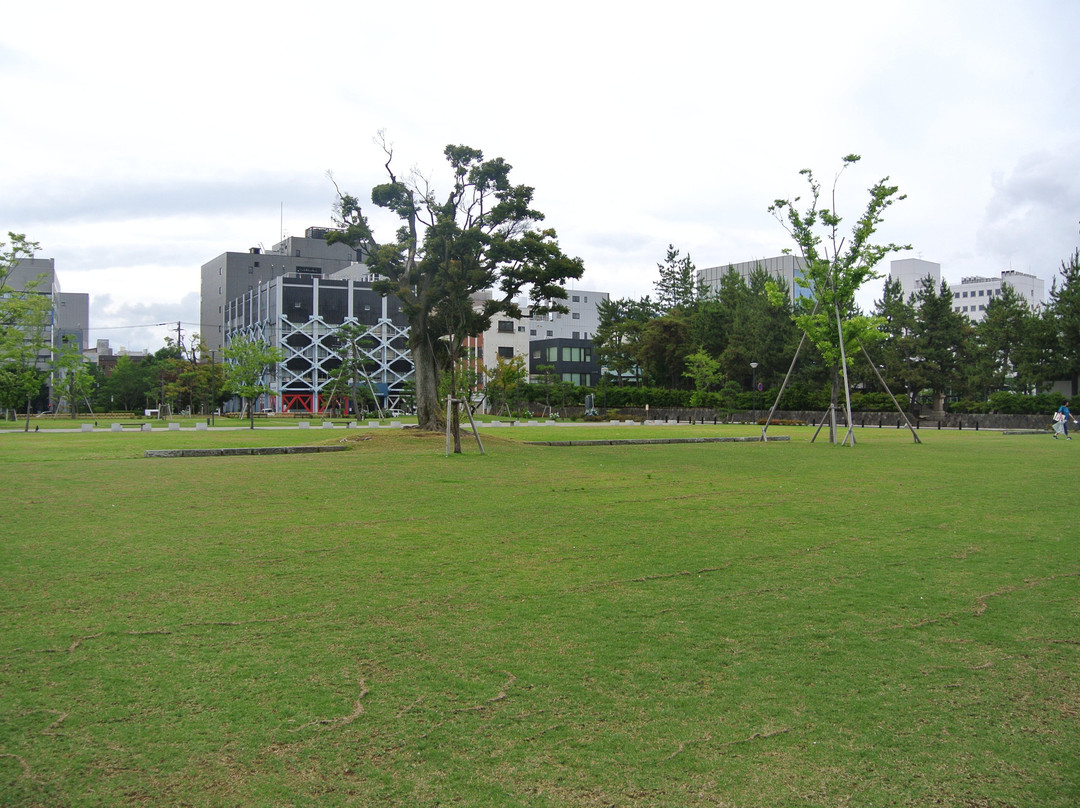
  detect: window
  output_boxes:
[498,346,514,359]
[533,349,540,359]
[572,312,580,319]
[572,295,580,302]
[530,329,536,336]
[497,320,514,333]
[546,330,553,337]
[572,332,580,340]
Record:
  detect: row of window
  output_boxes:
[532,346,593,363]
[957,288,998,299]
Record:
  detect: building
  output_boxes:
[950,271,1044,323]
[4,255,90,411]
[222,267,412,414]
[697,256,811,306]
[529,338,599,388]
[528,289,609,341]
[201,227,362,352]
[460,292,531,404]
[889,258,941,303]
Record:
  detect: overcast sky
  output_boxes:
[3,1,1078,353]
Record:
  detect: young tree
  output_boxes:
[768,155,909,444]
[0,233,53,430]
[329,136,584,435]
[683,350,724,407]
[52,340,95,417]
[222,336,284,429]
[327,322,381,418]
[485,354,527,417]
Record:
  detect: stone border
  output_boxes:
[144,446,349,458]
[524,436,789,447]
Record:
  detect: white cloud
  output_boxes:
[3,0,1079,349]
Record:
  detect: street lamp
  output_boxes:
[750,362,759,424]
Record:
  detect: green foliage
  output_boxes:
[223,336,284,428]
[329,135,584,430]
[769,156,908,371]
[654,244,699,312]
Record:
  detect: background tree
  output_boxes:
[654,245,700,313]
[870,275,921,407]
[329,136,584,435]
[0,233,53,430]
[223,336,284,429]
[485,354,527,417]
[912,280,970,413]
[52,339,95,418]
[768,155,909,443]
[1045,249,1080,396]
[635,309,692,388]
[327,322,381,418]
[969,283,1037,396]
[593,296,654,385]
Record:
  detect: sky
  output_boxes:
[2,0,1079,353]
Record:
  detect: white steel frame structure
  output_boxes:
[223,274,413,414]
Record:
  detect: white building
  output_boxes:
[528,289,609,341]
[889,258,941,303]
[950,271,1044,322]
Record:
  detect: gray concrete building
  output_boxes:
[697,256,810,305]
[201,227,362,352]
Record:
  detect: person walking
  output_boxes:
[1053,401,1077,439]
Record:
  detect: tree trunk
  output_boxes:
[412,338,442,432]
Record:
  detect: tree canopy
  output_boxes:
[329,136,584,434]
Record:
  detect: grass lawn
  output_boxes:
[1,424,1077,806]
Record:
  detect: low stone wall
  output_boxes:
[145,446,349,458]
[558,406,1055,431]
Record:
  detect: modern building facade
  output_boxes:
[697,256,810,305]
[201,227,362,352]
[223,268,412,414]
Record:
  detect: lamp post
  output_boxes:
[600,366,608,416]
[750,362,758,424]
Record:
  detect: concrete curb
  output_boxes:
[524,436,790,447]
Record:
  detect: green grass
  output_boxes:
[1,425,1077,806]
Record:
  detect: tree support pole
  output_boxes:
[859,341,922,444]
[760,331,809,442]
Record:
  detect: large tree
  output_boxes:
[330,137,584,434]
[768,155,909,443]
